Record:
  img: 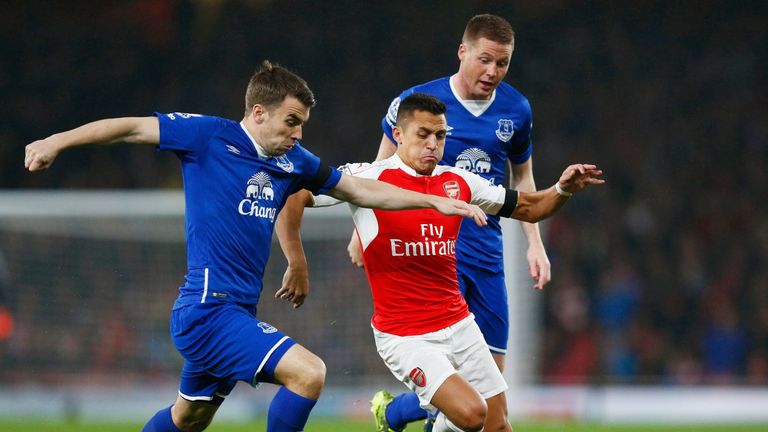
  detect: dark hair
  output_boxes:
[396,93,447,125]
[462,14,514,45]
[244,60,316,115]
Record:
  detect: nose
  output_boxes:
[291,126,302,141]
[485,64,498,78]
[425,135,438,150]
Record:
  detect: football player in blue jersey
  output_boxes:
[24,61,486,432]
[354,14,544,432]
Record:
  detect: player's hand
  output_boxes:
[527,243,551,290]
[346,231,364,268]
[557,164,605,193]
[434,199,487,227]
[25,137,62,172]
[276,264,309,309]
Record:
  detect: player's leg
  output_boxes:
[371,390,427,432]
[142,361,232,432]
[429,374,487,431]
[452,316,510,432]
[268,343,326,431]
[456,261,510,361]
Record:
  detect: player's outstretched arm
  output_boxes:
[512,163,604,223]
[24,117,160,172]
[274,190,314,309]
[347,134,398,268]
[327,174,488,226]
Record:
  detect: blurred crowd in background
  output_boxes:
[1,1,766,385]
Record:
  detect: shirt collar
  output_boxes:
[239,121,272,160]
[449,74,495,117]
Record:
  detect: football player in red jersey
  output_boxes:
[277,93,603,432]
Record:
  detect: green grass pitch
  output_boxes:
[1,419,767,431]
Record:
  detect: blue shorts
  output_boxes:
[170,300,295,404]
[456,259,508,355]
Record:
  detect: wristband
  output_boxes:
[555,182,573,197]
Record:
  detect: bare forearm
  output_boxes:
[512,167,544,244]
[512,186,569,223]
[329,176,438,210]
[53,117,158,149]
[275,190,313,266]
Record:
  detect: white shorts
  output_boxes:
[373,314,507,412]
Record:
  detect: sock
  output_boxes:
[386,392,428,431]
[267,387,318,431]
[432,411,465,432]
[142,405,181,432]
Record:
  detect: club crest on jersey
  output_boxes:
[443,181,460,199]
[275,155,294,173]
[409,367,427,387]
[456,148,492,175]
[495,119,514,142]
[257,322,278,334]
[238,171,277,221]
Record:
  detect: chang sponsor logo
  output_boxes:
[238,172,277,221]
[456,148,492,175]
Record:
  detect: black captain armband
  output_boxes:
[304,163,334,193]
[497,189,519,218]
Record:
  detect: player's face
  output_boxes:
[393,110,447,175]
[457,37,513,100]
[254,95,310,156]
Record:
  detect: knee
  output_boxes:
[291,355,327,397]
[450,399,487,431]
[173,407,214,432]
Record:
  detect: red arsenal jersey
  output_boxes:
[314,155,516,336]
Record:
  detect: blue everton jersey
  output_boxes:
[155,113,341,307]
[382,77,533,266]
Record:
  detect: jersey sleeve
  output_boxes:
[507,99,533,165]
[454,169,519,217]
[154,112,223,155]
[295,147,343,196]
[380,89,415,146]
[311,162,373,208]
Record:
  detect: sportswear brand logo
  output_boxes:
[496,119,514,142]
[238,172,277,222]
[443,181,460,199]
[409,367,427,387]
[226,145,241,155]
[275,155,294,173]
[257,322,278,334]
[456,148,491,175]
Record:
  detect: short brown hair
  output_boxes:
[462,14,514,45]
[244,60,316,115]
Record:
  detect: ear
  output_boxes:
[251,104,268,124]
[458,43,467,62]
[392,125,403,146]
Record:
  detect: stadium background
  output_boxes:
[1,0,767,428]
